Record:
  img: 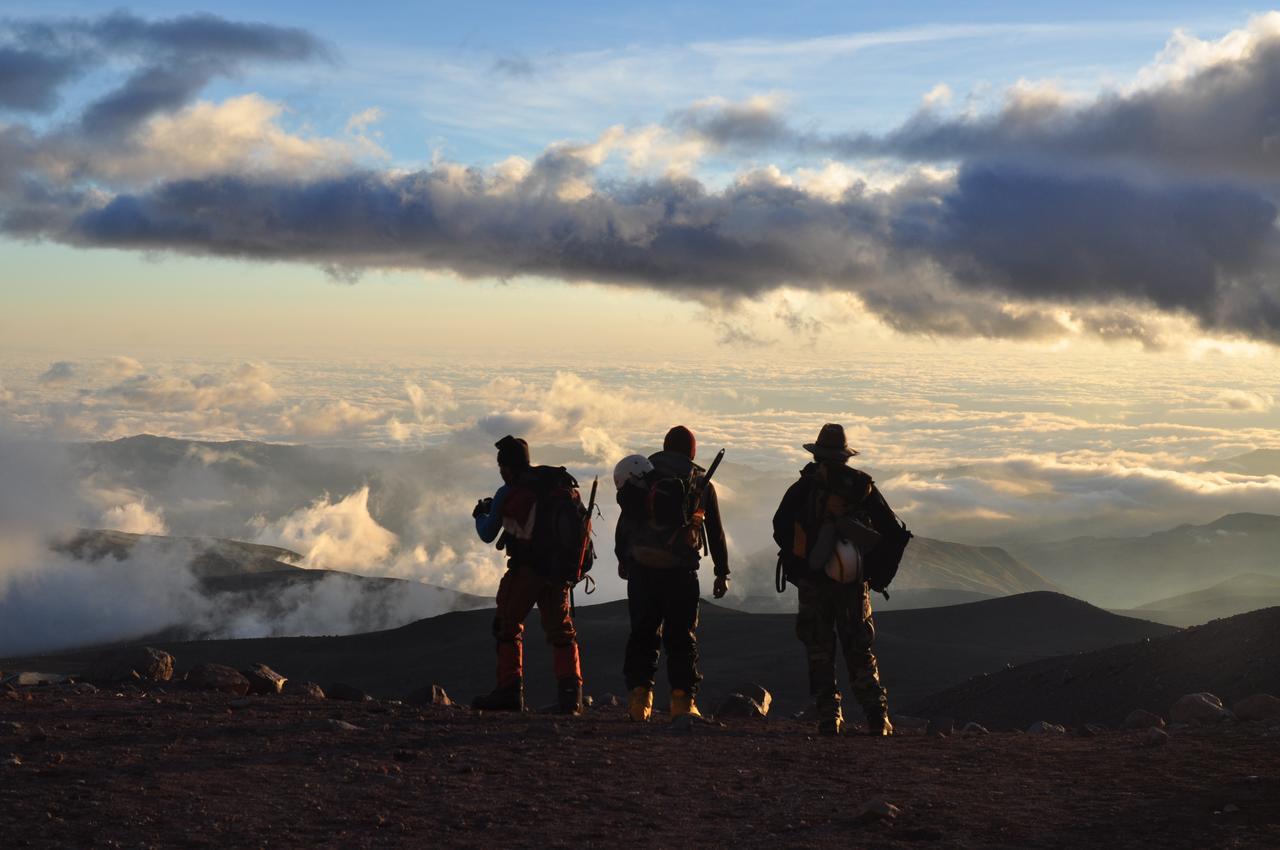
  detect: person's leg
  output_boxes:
[473,564,538,710]
[623,567,664,690]
[537,578,582,713]
[837,584,890,735]
[661,569,702,714]
[796,579,842,733]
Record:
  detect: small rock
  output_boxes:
[1170,693,1231,724]
[5,754,21,767]
[1143,727,1169,747]
[960,722,989,735]
[327,682,371,702]
[185,664,250,696]
[598,693,620,707]
[406,683,453,707]
[1026,721,1066,735]
[326,719,363,732]
[1233,694,1280,722]
[241,663,286,696]
[1124,709,1165,730]
[283,680,326,699]
[714,693,768,720]
[69,683,98,696]
[731,683,772,715]
[855,799,900,822]
[3,672,69,687]
[1223,804,1240,814]
[926,717,954,737]
[86,647,174,684]
[1077,724,1105,738]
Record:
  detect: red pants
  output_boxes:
[493,563,581,687]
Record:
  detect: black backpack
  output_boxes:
[509,466,594,585]
[617,463,703,568]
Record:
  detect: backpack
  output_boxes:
[617,457,704,569]
[500,466,594,584]
[787,463,885,585]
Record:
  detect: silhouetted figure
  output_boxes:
[614,426,729,721]
[471,435,586,714]
[773,424,912,736]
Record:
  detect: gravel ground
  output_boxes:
[2,684,1278,849]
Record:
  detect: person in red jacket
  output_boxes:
[471,435,583,714]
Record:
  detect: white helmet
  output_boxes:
[613,454,653,489]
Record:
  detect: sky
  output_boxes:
[4,5,1280,640]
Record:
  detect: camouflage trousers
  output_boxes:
[795,578,888,721]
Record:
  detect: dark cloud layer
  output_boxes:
[0,11,327,134]
[6,12,1280,344]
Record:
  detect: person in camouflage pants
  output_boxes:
[773,423,910,736]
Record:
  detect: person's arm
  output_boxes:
[863,484,910,545]
[474,485,509,543]
[703,482,730,577]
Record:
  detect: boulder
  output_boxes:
[1143,727,1169,747]
[327,682,371,702]
[407,683,453,707]
[1026,721,1066,735]
[185,663,250,696]
[241,663,286,695]
[960,722,989,736]
[1232,694,1280,722]
[1170,693,1231,724]
[283,680,325,699]
[86,647,174,684]
[1124,709,1165,730]
[714,693,768,720]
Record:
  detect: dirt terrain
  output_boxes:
[2,592,1175,714]
[913,606,1280,729]
[1,685,1277,849]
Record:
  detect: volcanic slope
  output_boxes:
[909,606,1280,729]
[1127,574,1280,627]
[1013,513,1280,608]
[6,592,1175,714]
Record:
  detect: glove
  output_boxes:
[713,574,729,599]
[472,497,493,519]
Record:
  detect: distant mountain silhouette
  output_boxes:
[1012,513,1280,609]
[1122,573,1280,627]
[1198,448,1280,477]
[730,536,1055,613]
[910,606,1280,728]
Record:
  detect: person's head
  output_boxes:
[494,435,530,482]
[663,425,696,460]
[802,423,857,465]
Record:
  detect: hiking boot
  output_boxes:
[627,686,654,722]
[670,689,702,719]
[867,713,894,737]
[471,680,524,712]
[818,710,845,736]
[557,677,583,715]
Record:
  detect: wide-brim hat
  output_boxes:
[803,423,858,459]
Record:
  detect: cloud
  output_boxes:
[37,360,76,385]
[251,486,396,570]
[100,362,278,411]
[0,46,81,111]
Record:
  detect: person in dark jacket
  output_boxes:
[615,425,729,721]
[772,423,911,736]
[471,435,583,714]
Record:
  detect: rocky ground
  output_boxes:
[2,681,1278,849]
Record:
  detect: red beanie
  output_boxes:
[663,425,696,459]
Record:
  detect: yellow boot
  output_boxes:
[627,686,654,722]
[670,689,702,719]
